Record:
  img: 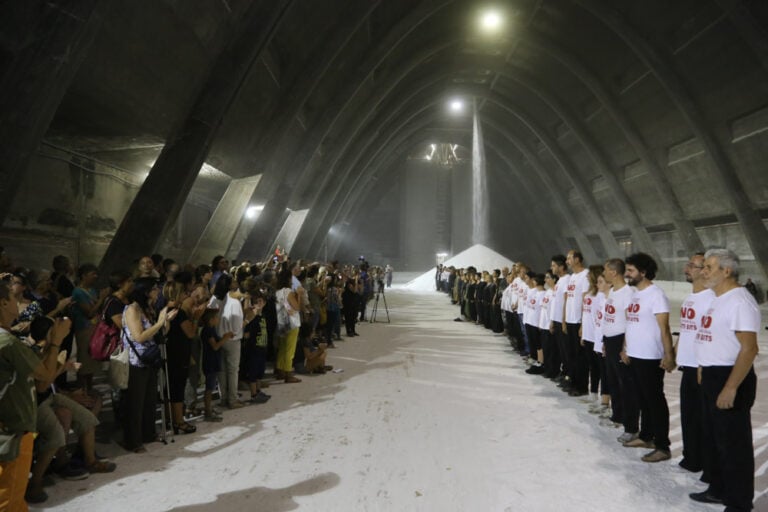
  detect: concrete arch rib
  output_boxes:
[247,1,381,169]
[293,55,461,256]
[572,0,768,279]
[323,102,599,264]
[519,29,704,255]
[306,82,612,261]
[492,67,667,275]
[334,129,555,263]
[325,129,553,264]
[247,0,456,255]
[481,90,621,259]
[714,0,768,73]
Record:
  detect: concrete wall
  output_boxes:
[2,147,224,272]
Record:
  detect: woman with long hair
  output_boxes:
[581,265,606,403]
[122,277,176,452]
[164,281,197,433]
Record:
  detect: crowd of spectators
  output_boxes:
[439,249,760,512]
[0,246,379,509]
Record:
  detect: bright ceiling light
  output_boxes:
[245,205,263,219]
[449,99,464,113]
[479,9,503,33]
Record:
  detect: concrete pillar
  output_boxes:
[0,0,108,225]
[272,209,310,257]
[237,182,292,260]
[98,0,292,273]
[189,175,261,265]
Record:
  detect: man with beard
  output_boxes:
[676,252,714,474]
[620,253,675,463]
[690,249,759,511]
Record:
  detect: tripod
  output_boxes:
[369,284,390,323]
[156,341,175,444]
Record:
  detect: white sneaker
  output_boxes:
[617,432,638,444]
[599,417,621,428]
[599,408,614,419]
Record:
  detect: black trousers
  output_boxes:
[701,366,756,511]
[629,357,670,450]
[504,311,517,342]
[541,329,558,377]
[583,341,601,394]
[679,366,704,470]
[525,323,540,355]
[517,313,529,354]
[343,310,357,335]
[124,364,158,450]
[597,352,609,395]
[491,305,504,333]
[566,322,588,392]
[603,335,626,424]
[551,322,565,377]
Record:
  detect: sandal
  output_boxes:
[88,459,117,473]
[173,422,197,435]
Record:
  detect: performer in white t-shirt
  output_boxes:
[621,253,675,463]
[602,258,633,437]
[689,249,760,510]
[548,255,569,382]
[525,274,546,374]
[563,250,591,396]
[591,272,611,415]
[515,265,532,356]
[676,252,714,474]
[579,265,605,401]
[507,264,525,348]
[539,272,558,378]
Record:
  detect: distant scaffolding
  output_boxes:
[411,142,465,168]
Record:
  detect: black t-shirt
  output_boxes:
[104,296,126,328]
[201,325,221,374]
[167,309,191,368]
[51,272,74,298]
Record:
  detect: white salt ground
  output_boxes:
[403,244,514,291]
[37,287,767,512]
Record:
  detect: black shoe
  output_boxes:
[689,490,723,504]
[25,488,48,504]
[250,392,271,404]
[526,365,546,375]
[678,458,702,473]
[454,317,463,322]
[55,464,90,481]
[568,389,587,397]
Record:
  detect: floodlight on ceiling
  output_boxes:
[479,9,503,33]
[449,99,465,113]
[245,205,264,219]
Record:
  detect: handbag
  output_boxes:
[108,345,129,389]
[122,326,163,369]
[90,297,121,361]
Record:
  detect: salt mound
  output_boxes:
[402,244,515,291]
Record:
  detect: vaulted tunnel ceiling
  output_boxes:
[2,0,768,278]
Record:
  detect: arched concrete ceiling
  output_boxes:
[2,0,768,277]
